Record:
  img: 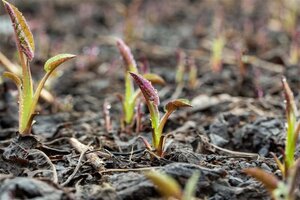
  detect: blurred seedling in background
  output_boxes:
[174,50,199,95]
[116,39,164,131]
[130,72,191,157]
[289,30,300,65]
[175,50,186,86]
[210,5,225,73]
[1,0,75,135]
[244,78,300,200]
[145,170,200,200]
[123,0,143,43]
[210,35,225,73]
[187,56,199,90]
[281,0,298,36]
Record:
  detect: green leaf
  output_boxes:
[3,0,35,61]
[22,54,75,134]
[145,171,182,199]
[183,172,200,200]
[282,77,298,169]
[44,54,76,72]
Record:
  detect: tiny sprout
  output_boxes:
[289,31,300,65]
[130,72,191,157]
[2,1,75,135]
[116,39,164,128]
[187,56,198,89]
[211,36,225,73]
[175,50,186,85]
[281,77,300,174]
[244,158,300,200]
[245,78,300,200]
[145,170,200,200]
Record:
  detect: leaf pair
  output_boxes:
[2,1,75,135]
[130,72,191,156]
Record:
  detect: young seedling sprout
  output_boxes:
[2,1,75,135]
[244,77,300,200]
[145,170,200,200]
[175,50,186,85]
[210,35,225,73]
[130,72,191,157]
[116,39,164,129]
[187,56,198,89]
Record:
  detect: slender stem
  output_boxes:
[17,48,33,134]
[157,109,174,137]
[147,101,160,148]
[124,72,135,124]
[285,113,296,169]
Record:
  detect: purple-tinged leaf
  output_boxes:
[130,72,159,106]
[3,0,35,61]
[116,39,137,72]
[282,77,298,118]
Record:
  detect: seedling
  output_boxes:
[280,77,300,173]
[187,56,198,89]
[175,50,186,85]
[244,78,300,199]
[289,31,300,65]
[2,0,75,135]
[281,0,298,36]
[210,35,225,73]
[130,72,191,157]
[116,39,164,128]
[244,159,300,200]
[145,170,200,200]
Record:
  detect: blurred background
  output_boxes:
[1,0,300,102]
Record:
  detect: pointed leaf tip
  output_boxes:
[244,168,279,193]
[3,0,35,61]
[116,38,137,72]
[44,54,76,72]
[145,171,182,199]
[130,72,160,105]
[282,76,298,117]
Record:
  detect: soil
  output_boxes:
[0,0,299,199]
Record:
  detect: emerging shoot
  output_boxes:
[2,1,75,135]
[116,39,165,128]
[175,50,186,85]
[210,36,225,73]
[245,78,300,200]
[130,72,191,156]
